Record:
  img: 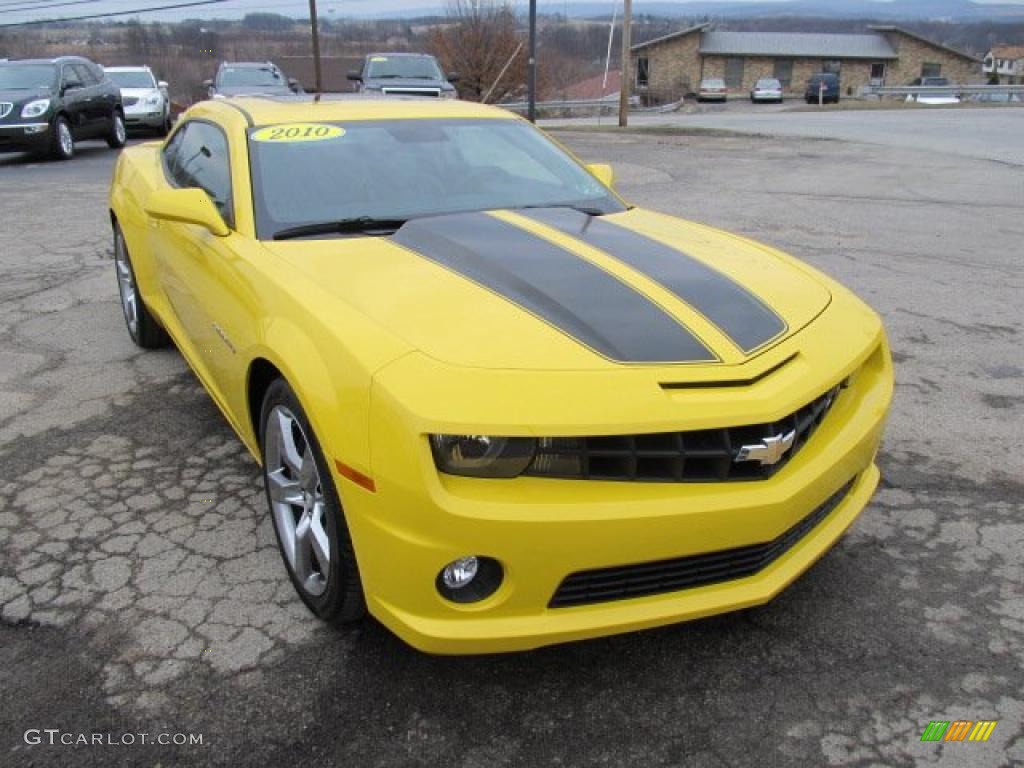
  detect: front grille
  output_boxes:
[525,384,842,483]
[0,103,12,119]
[122,96,139,106]
[549,478,855,608]
[381,87,440,97]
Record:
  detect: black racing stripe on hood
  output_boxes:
[391,212,716,364]
[523,208,787,354]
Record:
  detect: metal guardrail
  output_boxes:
[866,84,1024,96]
[499,96,682,114]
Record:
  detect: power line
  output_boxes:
[1,0,104,14]
[0,0,229,26]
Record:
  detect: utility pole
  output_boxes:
[618,0,631,127]
[309,0,322,93]
[528,0,537,122]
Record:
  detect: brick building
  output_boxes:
[632,24,982,103]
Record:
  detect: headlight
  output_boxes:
[21,99,51,119]
[429,435,535,478]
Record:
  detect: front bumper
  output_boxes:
[0,122,49,153]
[123,104,166,128]
[339,314,892,654]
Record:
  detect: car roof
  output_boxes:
[1,57,74,66]
[105,65,151,72]
[219,61,279,69]
[366,52,436,59]
[191,94,517,127]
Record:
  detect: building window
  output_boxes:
[636,57,649,89]
[773,59,793,87]
[921,62,942,78]
[822,59,842,74]
[870,62,886,81]
[725,58,744,88]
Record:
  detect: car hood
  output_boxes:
[264,207,832,371]
[0,87,51,109]
[215,84,292,96]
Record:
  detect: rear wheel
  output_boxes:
[260,379,365,625]
[49,116,74,161]
[107,110,127,149]
[113,222,168,348]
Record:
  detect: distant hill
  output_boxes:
[352,1,1024,21]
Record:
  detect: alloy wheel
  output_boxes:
[58,121,73,157]
[264,405,330,597]
[114,114,126,144]
[113,230,138,336]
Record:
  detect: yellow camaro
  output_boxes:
[108,96,892,654]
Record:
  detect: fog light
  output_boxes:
[436,556,503,603]
[442,556,479,589]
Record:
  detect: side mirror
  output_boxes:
[158,80,169,90]
[447,71,460,83]
[346,70,362,81]
[145,188,230,237]
[288,77,301,92]
[586,163,615,189]
[202,79,213,88]
[62,79,83,93]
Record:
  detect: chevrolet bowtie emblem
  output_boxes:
[735,430,797,466]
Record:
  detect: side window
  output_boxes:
[60,65,80,89]
[73,63,98,86]
[164,121,234,228]
[921,62,941,78]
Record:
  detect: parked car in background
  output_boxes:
[347,53,458,98]
[0,56,125,160]
[805,73,840,104]
[750,77,784,103]
[105,65,171,135]
[205,61,301,99]
[907,76,960,105]
[697,78,728,102]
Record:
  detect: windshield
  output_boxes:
[365,55,442,80]
[248,118,625,240]
[0,64,56,90]
[108,70,156,89]
[218,66,283,88]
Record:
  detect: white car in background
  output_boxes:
[104,65,171,135]
[907,76,960,106]
[750,77,784,103]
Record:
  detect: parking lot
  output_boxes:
[2,109,1022,767]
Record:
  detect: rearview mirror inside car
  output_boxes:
[145,188,230,237]
[586,163,615,189]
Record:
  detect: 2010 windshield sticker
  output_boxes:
[251,124,345,143]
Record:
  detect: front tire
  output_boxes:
[113,222,168,349]
[260,379,365,625]
[107,110,127,149]
[49,116,74,161]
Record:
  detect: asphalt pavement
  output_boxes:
[1,113,1022,767]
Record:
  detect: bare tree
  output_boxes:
[428,0,525,102]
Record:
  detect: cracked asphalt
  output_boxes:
[1,114,1022,767]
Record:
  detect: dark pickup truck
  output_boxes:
[347,53,459,99]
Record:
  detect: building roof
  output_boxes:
[699,30,897,60]
[989,45,1024,61]
[631,23,710,53]
[867,26,981,63]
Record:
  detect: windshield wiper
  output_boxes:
[273,217,407,241]
[517,203,607,217]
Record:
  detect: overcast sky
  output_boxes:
[2,0,1023,29]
